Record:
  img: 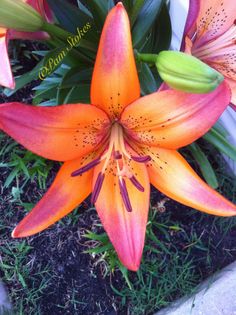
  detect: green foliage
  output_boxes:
[188,143,218,189]
[0,135,53,194]
[0,201,52,315]
[132,0,165,48]
[4,0,172,101]
[204,127,236,162]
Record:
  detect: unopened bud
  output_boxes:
[0,0,44,32]
[156,51,224,93]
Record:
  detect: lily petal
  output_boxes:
[144,146,236,216]
[93,150,150,271]
[0,28,14,89]
[9,30,49,40]
[0,102,109,161]
[227,79,236,107]
[121,81,231,149]
[194,0,236,48]
[12,154,95,238]
[27,0,53,23]
[9,0,53,40]
[206,48,236,82]
[91,3,140,119]
[183,0,200,39]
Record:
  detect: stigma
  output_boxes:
[71,123,150,212]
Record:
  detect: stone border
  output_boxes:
[155,261,236,315]
[0,282,12,315]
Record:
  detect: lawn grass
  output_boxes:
[0,135,236,314]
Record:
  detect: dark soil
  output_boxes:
[1,146,236,315]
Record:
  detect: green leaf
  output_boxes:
[203,128,236,162]
[122,0,134,14]
[18,273,27,288]
[56,67,92,104]
[4,47,79,97]
[132,0,164,48]
[60,85,90,104]
[60,68,93,89]
[56,87,71,105]
[84,232,109,243]
[108,0,115,10]
[141,3,172,53]
[3,60,44,97]
[85,243,113,254]
[188,143,219,189]
[85,0,108,29]
[130,0,145,25]
[77,1,93,17]
[138,63,157,95]
[4,168,19,188]
[47,0,98,61]
[213,122,229,138]
[47,0,94,37]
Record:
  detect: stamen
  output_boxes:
[71,158,101,177]
[131,155,151,163]
[91,172,105,204]
[119,178,132,212]
[129,176,144,192]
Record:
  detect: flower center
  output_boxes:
[192,24,236,60]
[71,122,150,212]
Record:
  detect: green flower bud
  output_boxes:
[156,51,224,93]
[0,0,44,32]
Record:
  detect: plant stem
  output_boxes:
[42,22,73,42]
[137,53,158,64]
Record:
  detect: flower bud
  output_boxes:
[0,0,44,32]
[156,51,224,93]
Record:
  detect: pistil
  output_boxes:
[71,123,150,211]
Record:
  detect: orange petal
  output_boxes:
[194,0,236,47]
[0,28,14,89]
[121,81,231,149]
[93,149,150,271]
[0,102,109,161]
[12,153,96,238]
[144,146,236,216]
[91,3,140,119]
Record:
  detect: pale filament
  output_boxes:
[71,123,148,210]
[192,25,236,59]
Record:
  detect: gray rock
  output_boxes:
[0,282,12,315]
[155,261,236,315]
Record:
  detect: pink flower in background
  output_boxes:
[183,0,236,109]
[0,0,53,89]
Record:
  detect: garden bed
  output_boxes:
[0,9,236,315]
[0,130,236,314]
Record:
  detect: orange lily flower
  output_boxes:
[0,0,52,89]
[183,0,236,109]
[0,3,236,271]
